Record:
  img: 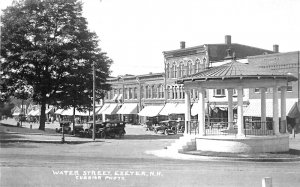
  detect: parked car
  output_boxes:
[154,120,178,135]
[99,121,126,139]
[56,121,72,134]
[80,121,105,138]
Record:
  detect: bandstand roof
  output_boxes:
[177,60,297,83]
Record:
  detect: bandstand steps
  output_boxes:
[167,135,197,153]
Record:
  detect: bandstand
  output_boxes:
[177,60,298,153]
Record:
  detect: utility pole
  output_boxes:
[92,61,96,140]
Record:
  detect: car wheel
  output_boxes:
[100,131,106,139]
[118,131,123,139]
[164,129,169,135]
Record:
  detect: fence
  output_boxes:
[186,120,274,136]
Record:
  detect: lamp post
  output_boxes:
[92,61,96,141]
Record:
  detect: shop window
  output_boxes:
[214,89,225,97]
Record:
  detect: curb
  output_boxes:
[146,149,300,163]
[0,139,104,144]
[182,152,300,162]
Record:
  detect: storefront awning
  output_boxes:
[117,103,138,115]
[30,110,40,116]
[112,94,118,101]
[45,107,54,114]
[159,103,177,116]
[170,103,186,114]
[138,105,164,117]
[102,103,119,115]
[97,103,110,114]
[117,94,123,101]
[60,108,89,116]
[12,111,21,116]
[191,102,206,116]
[244,99,298,118]
[55,109,64,115]
[287,102,300,118]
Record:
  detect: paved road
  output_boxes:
[1,139,300,187]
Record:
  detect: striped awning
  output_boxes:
[117,103,138,115]
[244,99,298,117]
[138,105,164,117]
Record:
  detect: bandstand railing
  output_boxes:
[186,120,274,136]
[244,121,274,136]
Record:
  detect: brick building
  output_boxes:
[102,35,279,125]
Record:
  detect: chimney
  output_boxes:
[225,35,231,45]
[273,44,279,53]
[180,41,185,49]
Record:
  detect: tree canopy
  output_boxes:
[1,0,112,130]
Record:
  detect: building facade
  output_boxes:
[103,35,280,124]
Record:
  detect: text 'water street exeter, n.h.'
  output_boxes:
[52,170,163,181]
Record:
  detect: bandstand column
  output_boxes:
[281,86,287,133]
[273,85,280,135]
[198,88,206,135]
[227,89,234,130]
[260,88,267,130]
[184,90,191,134]
[237,87,244,135]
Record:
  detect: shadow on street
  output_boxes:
[121,134,183,140]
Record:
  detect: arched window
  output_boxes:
[178,63,181,77]
[141,86,144,99]
[134,87,137,99]
[186,63,189,76]
[166,63,170,78]
[179,62,184,77]
[173,63,177,78]
[152,85,157,98]
[188,61,193,75]
[195,59,201,72]
[148,85,152,98]
[160,85,164,98]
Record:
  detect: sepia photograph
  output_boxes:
[1,0,300,186]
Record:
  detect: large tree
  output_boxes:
[1,0,112,130]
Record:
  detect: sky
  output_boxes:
[1,0,300,77]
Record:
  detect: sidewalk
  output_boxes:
[0,119,102,144]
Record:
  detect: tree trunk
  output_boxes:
[73,107,76,135]
[39,100,46,130]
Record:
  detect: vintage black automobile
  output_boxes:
[80,121,105,138]
[154,120,178,135]
[99,121,126,139]
[56,121,72,134]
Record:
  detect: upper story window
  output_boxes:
[129,88,132,99]
[188,61,193,75]
[214,89,225,97]
[134,87,137,99]
[141,86,144,98]
[166,63,170,78]
[124,88,128,99]
[172,63,177,78]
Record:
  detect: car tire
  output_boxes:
[164,129,169,135]
[100,131,106,139]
